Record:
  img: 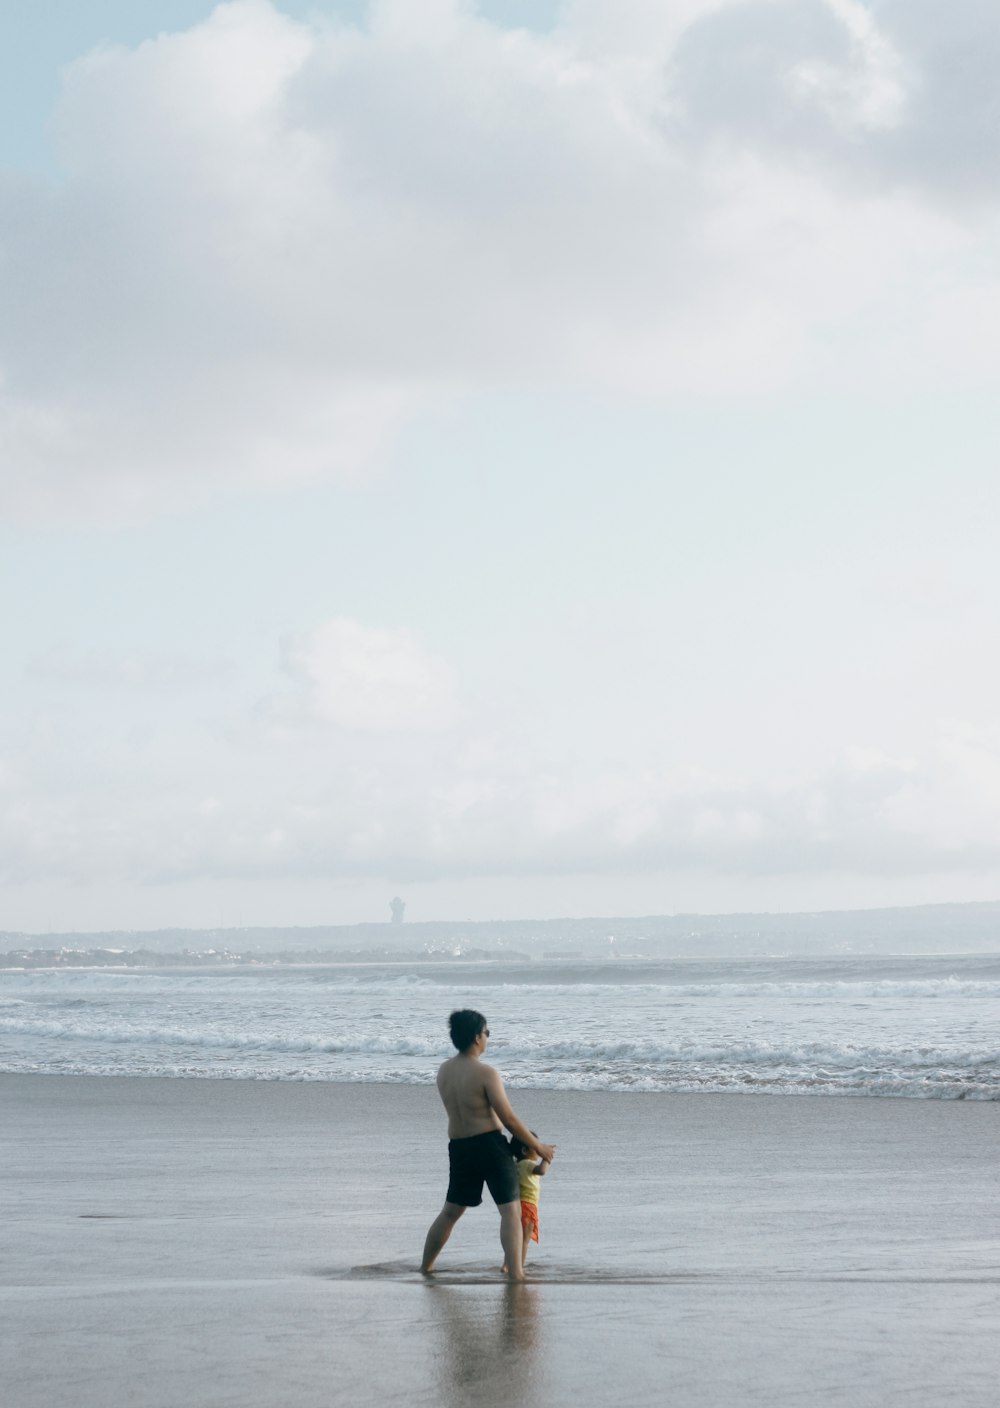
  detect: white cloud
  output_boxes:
[789,0,906,133]
[278,616,459,732]
[26,647,234,691]
[4,684,1000,890]
[2,0,1000,516]
[846,745,916,776]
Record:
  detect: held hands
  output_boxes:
[535,1141,556,1163]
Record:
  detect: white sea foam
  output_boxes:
[0,1015,444,1057]
[482,977,1000,999]
[4,1013,994,1068]
[3,952,999,1098]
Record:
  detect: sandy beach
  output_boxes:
[4,1075,998,1408]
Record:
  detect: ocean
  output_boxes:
[3,951,998,1097]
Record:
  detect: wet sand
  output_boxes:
[4,1075,999,1407]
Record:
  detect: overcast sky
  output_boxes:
[3,0,1000,932]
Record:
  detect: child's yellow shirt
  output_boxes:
[515,1158,541,1205]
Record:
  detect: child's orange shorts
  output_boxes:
[520,1200,539,1244]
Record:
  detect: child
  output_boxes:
[509,1133,550,1271]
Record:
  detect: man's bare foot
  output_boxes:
[500,1263,508,1274]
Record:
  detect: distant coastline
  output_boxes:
[0,947,533,971]
[3,899,999,966]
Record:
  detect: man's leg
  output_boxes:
[498,1201,524,1282]
[421,1202,465,1273]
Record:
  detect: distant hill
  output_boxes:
[2,899,1000,963]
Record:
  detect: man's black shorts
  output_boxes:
[446,1130,519,1208]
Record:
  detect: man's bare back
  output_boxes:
[437,1045,555,1160]
[437,1052,505,1139]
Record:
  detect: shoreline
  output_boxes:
[2,1068,997,1101]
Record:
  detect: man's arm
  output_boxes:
[482,1066,556,1163]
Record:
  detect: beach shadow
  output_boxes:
[425,1281,542,1407]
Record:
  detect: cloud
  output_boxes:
[277,616,459,731]
[666,0,1000,205]
[26,647,235,691]
[670,0,907,155]
[3,0,1000,517]
[4,677,1000,888]
[875,0,1000,201]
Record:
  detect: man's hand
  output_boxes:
[482,1064,556,1165]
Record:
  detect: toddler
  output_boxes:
[508,1133,550,1271]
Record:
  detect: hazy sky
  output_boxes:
[3,0,1000,931]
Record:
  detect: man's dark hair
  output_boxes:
[449,1009,487,1052]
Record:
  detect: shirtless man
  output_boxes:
[420,1009,556,1283]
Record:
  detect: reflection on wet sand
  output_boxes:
[427,1283,543,1408]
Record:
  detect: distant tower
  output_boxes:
[390,897,406,925]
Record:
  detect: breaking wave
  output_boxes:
[3,953,998,1098]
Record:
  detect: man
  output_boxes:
[420,1009,557,1283]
